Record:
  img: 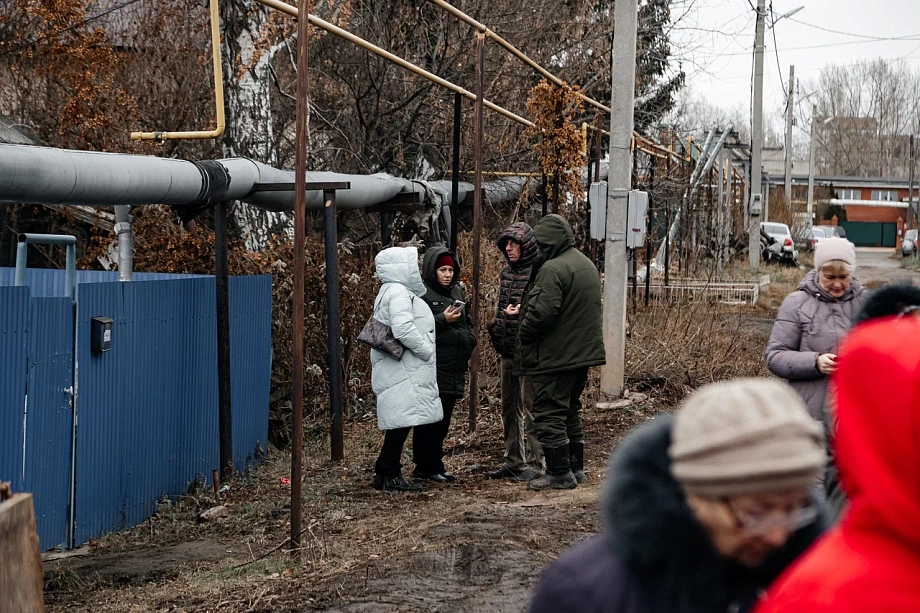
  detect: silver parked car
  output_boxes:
[809,227,828,251]
[815,225,839,239]
[902,229,918,257]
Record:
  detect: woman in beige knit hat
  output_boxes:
[764,237,864,420]
[529,378,825,613]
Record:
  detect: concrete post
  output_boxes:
[600,0,638,399]
[748,0,766,268]
[807,104,817,226]
[784,65,795,213]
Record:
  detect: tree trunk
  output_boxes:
[221,0,290,249]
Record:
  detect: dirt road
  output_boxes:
[854,247,920,287]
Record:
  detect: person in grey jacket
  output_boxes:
[764,238,864,421]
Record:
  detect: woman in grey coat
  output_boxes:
[765,238,864,421]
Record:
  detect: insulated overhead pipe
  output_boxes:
[0,143,547,215]
[0,145,402,209]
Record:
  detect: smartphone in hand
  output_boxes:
[453,300,466,309]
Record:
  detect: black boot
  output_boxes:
[485,465,542,482]
[485,465,521,479]
[569,441,587,484]
[528,443,577,491]
[373,474,422,492]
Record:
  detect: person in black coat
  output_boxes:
[413,244,475,483]
[529,378,826,613]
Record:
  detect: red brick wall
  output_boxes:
[845,205,905,223]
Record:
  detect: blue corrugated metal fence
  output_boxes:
[229,275,272,470]
[24,298,75,549]
[0,287,30,494]
[0,268,205,298]
[0,271,271,549]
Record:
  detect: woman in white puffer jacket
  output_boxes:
[370,246,443,491]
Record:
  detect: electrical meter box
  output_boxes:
[750,193,763,216]
[91,316,113,353]
[626,190,648,249]
[588,181,608,240]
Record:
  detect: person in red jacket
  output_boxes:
[754,315,920,613]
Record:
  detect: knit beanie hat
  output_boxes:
[814,237,856,270]
[435,253,456,269]
[669,378,824,498]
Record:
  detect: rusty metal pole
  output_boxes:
[469,33,485,432]
[451,93,462,252]
[594,115,603,180]
[645,158,655,306]
[324,189,344,461]
[664,152,672,287]
[631,147,639,310]
[552,174,559,214]
[290,0,312,551]
[214,199,233,480]
[540,172,548,218]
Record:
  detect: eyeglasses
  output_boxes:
[723,498,819,535]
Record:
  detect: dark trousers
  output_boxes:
[531,368,588,448]
[375,427,412,478]
[500,359,543,470]
[413,395,456,475]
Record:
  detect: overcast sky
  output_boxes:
[671,0,920,129]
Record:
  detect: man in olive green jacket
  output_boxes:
[515,214,605,490]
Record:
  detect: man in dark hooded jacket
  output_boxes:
[530,378,826,613]
[515,214,605,490]
[485,222,544,481]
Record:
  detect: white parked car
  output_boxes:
[760,222,798,265]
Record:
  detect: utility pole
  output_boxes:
[807,104,817,226]
[290,0,312,551]
[910,135,916,227]
[600,0,637,399]
[784,65,795,215]
[748,0,766,268]
[717,147,724,273]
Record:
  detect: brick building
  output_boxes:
[764,152,915,247]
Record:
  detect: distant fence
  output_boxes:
[639,275,771,306]
[0,270,272,549]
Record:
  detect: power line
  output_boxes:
[0,0,146,58]
[768,3,786,107]
[788,17,920,42]
[720,35,920,57]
